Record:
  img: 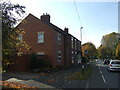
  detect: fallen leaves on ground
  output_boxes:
[0,81,37,89]
[46,79,55,83]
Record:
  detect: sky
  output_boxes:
[9,0,119,48]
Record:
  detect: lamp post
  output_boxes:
[80,27,84,74]
[80,27,83,43]
[78,27,83,64]
[80,27,83,61]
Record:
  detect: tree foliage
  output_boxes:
[116,39,120,59]
[98,45,112,59]
[99,32,120,59]
[2,1,29,70]
[101,32,120,48]
[82,42,97,60]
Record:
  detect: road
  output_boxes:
[87,60,120,88]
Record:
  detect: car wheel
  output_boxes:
[107,68,110,72]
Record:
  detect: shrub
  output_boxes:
[29,53,51,71]
[29,53,37,70]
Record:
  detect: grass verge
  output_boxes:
[68,65,93,80]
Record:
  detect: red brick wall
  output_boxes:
[16,14,64,68]
[9,54,48,72]
[14,14,81,71]
[9,55,30,72]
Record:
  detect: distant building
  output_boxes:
[11,13,81,71]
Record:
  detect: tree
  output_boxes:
[2,1,29,71]
[82,42,97,61]
[101,32,120,59]
[101,32,120,48]
[116,39,120,59]
[98,45,112,59]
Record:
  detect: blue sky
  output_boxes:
[10,0,118,48]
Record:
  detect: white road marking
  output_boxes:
[102,75,106,83]
[100,70,102,74]
[85,79,89,89]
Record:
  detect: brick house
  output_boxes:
[13,13,81,70]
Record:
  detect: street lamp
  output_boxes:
[80,27,84,74]
[78,27,83,64]
[80,27,83,43]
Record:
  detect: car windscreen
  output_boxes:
[111,61,120,64]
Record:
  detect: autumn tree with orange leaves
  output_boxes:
[82,42,98,61]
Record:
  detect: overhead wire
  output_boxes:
[73,0,82,27]
[73,0,88,44]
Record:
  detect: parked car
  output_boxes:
[104,60,110,65]
[108,60,120,71]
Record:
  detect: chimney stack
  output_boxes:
[40,13,50,24]
[64,27,69,33]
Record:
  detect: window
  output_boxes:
[58,51,61,62]
[18,34,22,41]
[58,33,61,44]
[75,51,77,55]
[37,52,44,55]
[72,51,74,63]
[72,57,74,64]
[72,51,74,54]
[38,32,44,43]
[71,37,73,48]
[75,39,77,49]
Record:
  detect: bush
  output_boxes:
[29,53,37,70]
[29,53,51,71]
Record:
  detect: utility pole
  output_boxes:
[80,27,84,74]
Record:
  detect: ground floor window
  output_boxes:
[72,57,74,64]
[58,51,61,62]
[37,52,44,55]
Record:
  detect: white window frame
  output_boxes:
[18,34,22,41]
[58,33,61,44]
[78,41,81,50]
[38,32,44,43]
[37,52,44,55]
[58,51,61,62]
[72,57,74,64]
[71,37,73,48]
[75,39,77,49]
[72,51,74,63]
[75,51,77,55]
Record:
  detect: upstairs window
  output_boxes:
[71,37,74,48]
[18,34,22,41]
[58,51,61,62]
[75,39,77,49]
[58,33,61,44]
[38,32,44,43]
[78,41,81,50]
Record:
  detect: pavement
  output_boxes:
[6,78,55,88]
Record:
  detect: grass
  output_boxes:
[68,65,93,80]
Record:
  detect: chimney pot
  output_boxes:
[64,27,69,33]
[41,13,50,24]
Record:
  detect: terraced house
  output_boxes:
[11,13,82,71]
